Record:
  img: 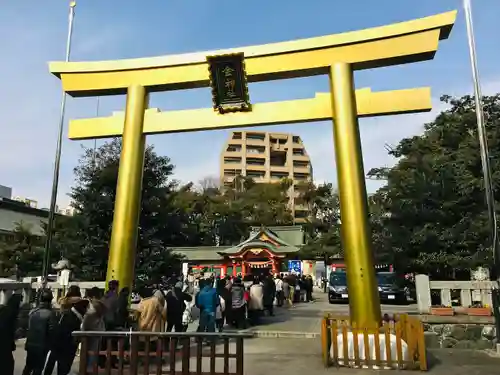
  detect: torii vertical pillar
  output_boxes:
[329,63,381,328]
[106,85,148,291]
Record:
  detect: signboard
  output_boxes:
[288,260,302,274]
[207,53,251,114]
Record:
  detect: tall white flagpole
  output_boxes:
[42,1,77,283]
[463,0,500,339]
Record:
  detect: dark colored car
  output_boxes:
[376,272,408,304]
[328,271,409,304]
[328,272,349,304]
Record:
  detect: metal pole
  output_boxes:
[463,0,500,338]
[42,1,77,283]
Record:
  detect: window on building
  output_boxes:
[232,132,242,139]
[246,132,265,141]
[293,161,309,168]
[224,157,242,164]
[270,172,289,180]
[226,144,241,152]
[224,169,241,177]
[246,158,265,166]
[270,152,286,166]
[247,146,265,154]
[246,170,265,179]
[271,137,287,145]
[292,148,304,156]
[292,136,300,144]
[293,173,309,180]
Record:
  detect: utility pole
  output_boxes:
[42,2,77,285]
[463,0,500,341]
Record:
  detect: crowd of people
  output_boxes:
[0,271,315,375]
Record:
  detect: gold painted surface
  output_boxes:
[49,11,456,96]
[106,85,148,291]
[259,233,279,246]
[68,87,431,140]
[329,63,381,328]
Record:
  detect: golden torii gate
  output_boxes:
[50,10,456,328]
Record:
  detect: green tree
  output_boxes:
[296,182,342,260]
[237,178,294,226]
[175,175,294,247]
[0,222,43,278]
[368,94,500,276]
[67,138,183,284]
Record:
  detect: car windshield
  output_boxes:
[376,273,397,285]
[329,272,347,285]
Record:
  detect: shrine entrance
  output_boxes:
[171,226,303,278]
[217,226,301,277]
[247,263,272,278]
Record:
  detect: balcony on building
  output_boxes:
[223,156,242,168]
[270,171,290,182]
[269,151,287,167]
[293,172,310,182]
[246,170,266,182]
[246,145,266,156]
[223,169,242,179]
[225,144,242,153]
[245,132,266,145]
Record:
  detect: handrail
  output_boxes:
[73,331,254,338]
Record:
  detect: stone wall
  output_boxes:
[424,323,497,350]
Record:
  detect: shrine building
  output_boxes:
[172,226,303,277]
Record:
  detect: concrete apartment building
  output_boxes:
[220,130,313,221]
[0,185,49,238]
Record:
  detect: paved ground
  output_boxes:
[16,292,467,374]
[14,338,500,375]
[232,290,419,337]
[242,339,500,375]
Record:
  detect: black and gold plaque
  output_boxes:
[207,53,251,114]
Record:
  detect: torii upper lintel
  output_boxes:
[48,11,456,97]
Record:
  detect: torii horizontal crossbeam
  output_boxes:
[68,87,431,140]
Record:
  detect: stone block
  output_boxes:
[424,332,440,348]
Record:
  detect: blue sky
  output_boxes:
[1,0,499,208]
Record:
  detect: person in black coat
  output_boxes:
[263,275,276,316]
[165,283,192,332]
[23,289,57,375]
[43,298,90,375]
[0,293,21,375]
